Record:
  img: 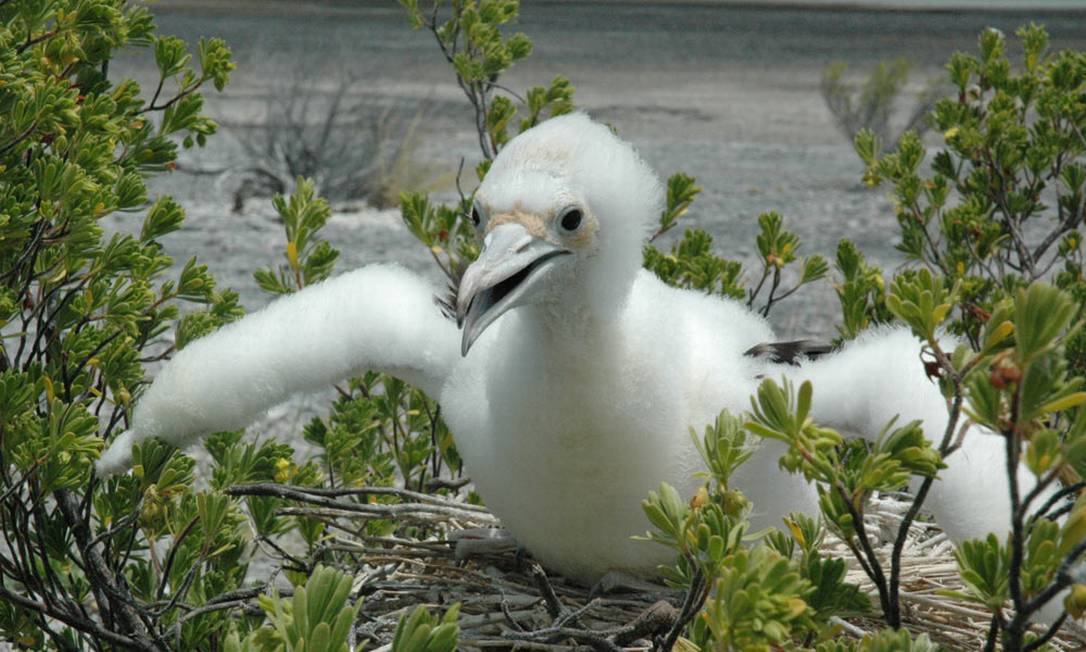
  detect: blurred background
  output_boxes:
[112,0,1086,338]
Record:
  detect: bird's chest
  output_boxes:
[440,335,706,582]
[447,334,691,508]
[500,344,665,453]
[437,317,723,581]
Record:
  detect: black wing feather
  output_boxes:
[743,339,835,366]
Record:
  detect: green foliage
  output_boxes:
[746,378,843,483]
[643,228,746,301]
[0,2,288,648]
[885,268,958,342]
[249,177,465,494]
[860,25,1086,370]
[0,6,466,650]
[798,536,872,625]
[253,178,338,294]
[699,545,814,651]
[249,181,465,555]
[747,210,828,316]
[401,0,570,162]
[868,257,1086,647]
[818,26,1086,647]
[935,282,1086,646]
[834,239,893,340]
[656,172,702,236]
[962,284,1084,434]
[742,268,1086,644]
[301,372,460,496]
[390,604,461,652]
[945,533,1012,610]
[229,565,361,652]
[748,378,944,537]
[644,204,824,317]
[400,191,479,280]
[641,411,870,649]
[692,410,756,492]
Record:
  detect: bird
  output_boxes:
[97,113,1035,585]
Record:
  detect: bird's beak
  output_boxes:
[456,222,571,356]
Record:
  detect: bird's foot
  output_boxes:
[526,561,568,620]
[589,570,670,599]
[499,563,683,651]
[448,527,519,561]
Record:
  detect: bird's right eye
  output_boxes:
[471,206,481,227]
[559,207,583,232]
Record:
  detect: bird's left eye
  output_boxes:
[560,208,583,232]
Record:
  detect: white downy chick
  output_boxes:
[98,113,1039,588]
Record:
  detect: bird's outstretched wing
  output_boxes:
[96,264,459,475]
[789,328,1037,545]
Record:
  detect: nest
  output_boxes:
[260,486,1086,650]
[836,496,1086,650]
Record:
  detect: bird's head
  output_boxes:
[456,113,662,356]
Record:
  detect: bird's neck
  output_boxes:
[520,280,630,353]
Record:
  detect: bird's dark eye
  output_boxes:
[471,206,481,226]
[560,208,583,232]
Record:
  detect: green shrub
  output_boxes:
[646,21,1086,652]
[851,27,1086,647]
[0,1,250,648]
[0,3,454,649]
[857,25,1086,373]
[226,565,361,652]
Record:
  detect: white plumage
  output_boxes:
[98,113,1031,585]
